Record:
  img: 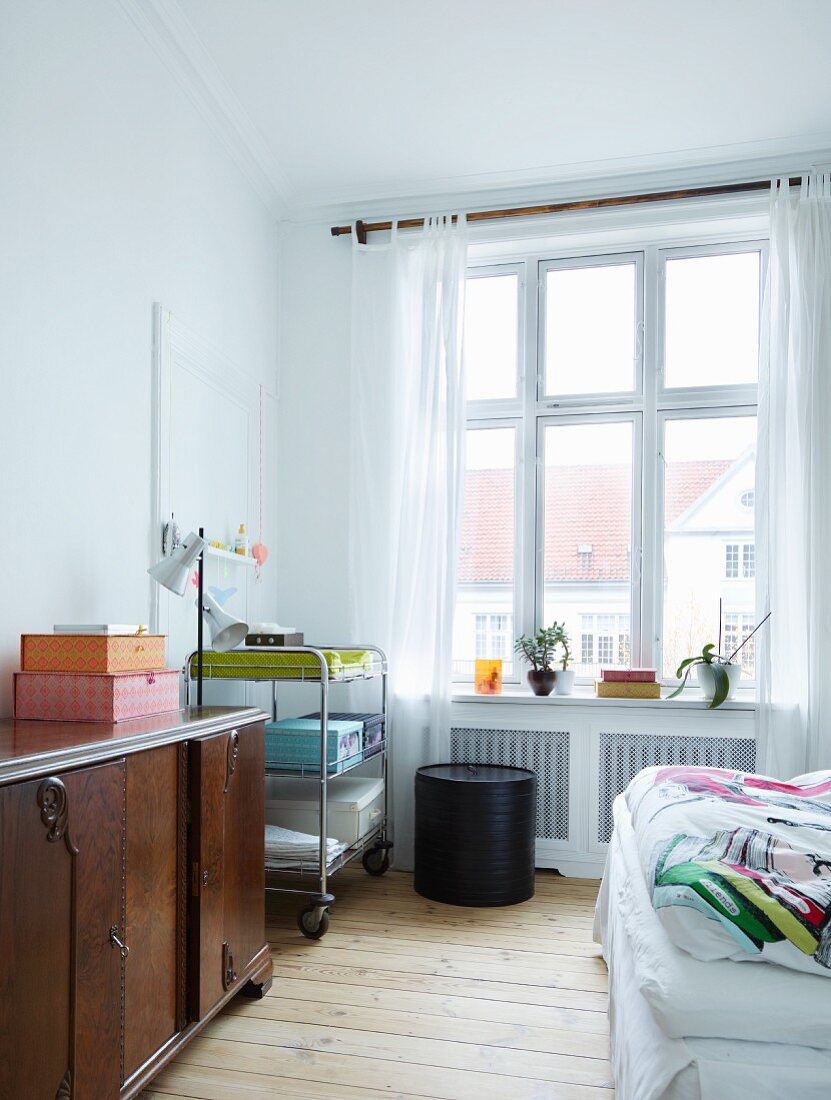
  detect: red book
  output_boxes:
[601,668,656,683]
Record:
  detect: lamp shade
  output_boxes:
[148,531,205,596]
[200,591,248,652]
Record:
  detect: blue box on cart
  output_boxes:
[265,717,363,774]
[301,711,386,757]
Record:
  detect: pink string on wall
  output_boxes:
[251,383,269,573]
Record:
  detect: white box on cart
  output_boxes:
[265,775,385,846]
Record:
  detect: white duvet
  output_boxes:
[626,765,831,978]
[600,792,831,1049]
[596,792,831,1099]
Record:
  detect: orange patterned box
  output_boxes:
[20,634,166,674]
[14,669,181,723]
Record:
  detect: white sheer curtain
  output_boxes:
[349,215,468,867]
[757,173,831,777]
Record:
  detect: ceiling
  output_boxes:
[170,0,831,214]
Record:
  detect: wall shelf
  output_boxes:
[205,545,257,567]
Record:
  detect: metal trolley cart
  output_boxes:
[185,644,392,938]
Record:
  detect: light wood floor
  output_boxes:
[144,868,612,1100]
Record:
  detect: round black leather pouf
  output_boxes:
[414,763,536,906]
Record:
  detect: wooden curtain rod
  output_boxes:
[331,177,803,241]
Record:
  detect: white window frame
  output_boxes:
[539,252,645,405]
[459,417,524,682]
[655,403,760,681]
[656,240,764,402]
[464,262,525,421]
[455,234,765,687]
[535,409,643,672]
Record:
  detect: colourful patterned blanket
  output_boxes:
[626,766,831,976]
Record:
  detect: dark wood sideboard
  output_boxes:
[0,706,272,1100]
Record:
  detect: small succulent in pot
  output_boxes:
[514,622,571,696]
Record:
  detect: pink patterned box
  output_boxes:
[13,669,181,723]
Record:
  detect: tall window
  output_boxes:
[453,241,762,685]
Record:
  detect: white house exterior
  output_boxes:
[453,454,756,683]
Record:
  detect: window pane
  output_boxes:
[464,274,518,401]
[743,543,755,578]
[543,421,633,679]
[453,427,516,678]
[545,262,636,395]
[664,251,760,388]
[662,416,756,679]
[725,543,739,579]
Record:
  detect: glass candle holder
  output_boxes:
[474,659,503,695]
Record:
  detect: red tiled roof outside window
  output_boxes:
[457,460,731,584]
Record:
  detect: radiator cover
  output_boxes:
[450,727,570,842]
[596,730,757,844]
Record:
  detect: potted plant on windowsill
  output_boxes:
[514,622,574,697]
[514,627,559,696]
[551,622,575,696]
[669,611,770,709]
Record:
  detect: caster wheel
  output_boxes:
[297,906,330,939]
[362,847,391,876]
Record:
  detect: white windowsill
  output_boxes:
[452,684,757,711]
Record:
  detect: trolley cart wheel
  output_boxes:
[362,839,393,877]
[297,906,330,939]
[297,892,335,940]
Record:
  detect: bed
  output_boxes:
[595,765,831,1099]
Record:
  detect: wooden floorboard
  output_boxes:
[144,869,612,1099]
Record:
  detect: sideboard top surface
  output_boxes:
[0,706,267,785]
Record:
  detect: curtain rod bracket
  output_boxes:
[355,220,368,245]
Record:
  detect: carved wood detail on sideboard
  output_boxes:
[37,775,76,852]
[224,728,240,793]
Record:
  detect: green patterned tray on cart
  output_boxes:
[188,648,379,682]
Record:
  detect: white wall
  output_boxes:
[0,0,280,716]
[275,222,353,642]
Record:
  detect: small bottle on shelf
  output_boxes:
[235,523,249,556]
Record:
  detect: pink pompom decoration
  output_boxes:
[252,542,269,566]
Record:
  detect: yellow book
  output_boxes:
[595,679,662,699]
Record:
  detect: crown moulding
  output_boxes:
[115,0,292,219]
[291,136,831,227]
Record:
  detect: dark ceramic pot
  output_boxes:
[527,669,556,696]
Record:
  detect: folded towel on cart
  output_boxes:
[264,824,348,868]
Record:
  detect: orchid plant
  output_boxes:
[669,611,771,709]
